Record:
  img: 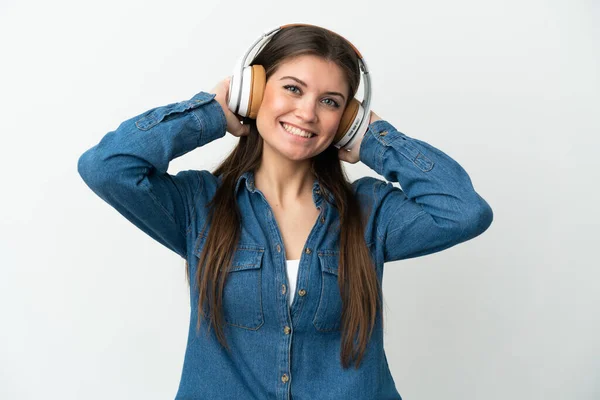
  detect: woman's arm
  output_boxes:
[351,112,494,263]
[77,91,227,259]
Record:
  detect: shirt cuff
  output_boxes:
[359,119,405,175]
[189,91,228,146]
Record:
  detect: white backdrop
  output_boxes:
[1,0,598,399]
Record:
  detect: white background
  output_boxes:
[1,0,598,399]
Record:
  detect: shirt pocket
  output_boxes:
[135,97,213,131]
[194,239,265,330]
[312,250,343,332]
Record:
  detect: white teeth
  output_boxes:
[282,123,314,138]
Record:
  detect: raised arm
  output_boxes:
[77,91,227,259]
[352,117,493,263]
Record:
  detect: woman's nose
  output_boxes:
[294,99,317,122]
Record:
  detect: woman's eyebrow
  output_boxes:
[279,76,346,102]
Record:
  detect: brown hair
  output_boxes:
[185,25,382,370]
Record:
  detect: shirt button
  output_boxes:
[315,189,321,195]
[276,244,281,252]
[305,248,312,254]
[281,284,286,295]
[379,130,388,136]
[320,216,325,224]
[284,326,291,334]
[281,374,289,383]
[298,289,306,297]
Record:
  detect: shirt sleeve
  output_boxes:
[354,119,494,263]
[77,91,227,259]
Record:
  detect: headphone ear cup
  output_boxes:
[335,98,361,143]
[248,65,266,119]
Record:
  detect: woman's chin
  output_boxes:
[273,145,313,162]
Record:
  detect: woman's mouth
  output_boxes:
[280,122,316,139]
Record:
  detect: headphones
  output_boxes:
[226,23,372,150]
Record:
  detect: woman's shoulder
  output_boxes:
[351,176,405,219]
[172,169,220,202]
[175,168,219,183]
[352,176,393,200]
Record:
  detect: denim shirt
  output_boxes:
[78,91,493,400]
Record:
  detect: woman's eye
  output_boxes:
[322,98,340,108]
[283,85,340,108]
[283,84,300,94]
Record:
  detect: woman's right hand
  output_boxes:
[210,77,251,137]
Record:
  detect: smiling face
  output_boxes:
[255,54,350,161]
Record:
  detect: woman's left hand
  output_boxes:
[337,110,382,164]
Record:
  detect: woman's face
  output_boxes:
[255,54,350,161]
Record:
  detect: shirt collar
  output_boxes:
[232,170,333,206]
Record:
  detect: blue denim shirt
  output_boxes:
[78,91,493,399]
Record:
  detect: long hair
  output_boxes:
[185,25,382,370]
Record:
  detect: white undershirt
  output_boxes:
[285,259,300,308]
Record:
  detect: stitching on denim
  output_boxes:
[189,109,204,144]
[230,251,264,270]
[373,181,388,244]
[193,239,265,257]
[386,209,427,238]
[376,141,385,172]
[317,253,339,275]
[186,171,205,235]
[145,184,187,249]
[414,151,434,172]
[147,185,181,229]
[193,232,207,255]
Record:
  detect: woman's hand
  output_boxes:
[337,110,382,163]
[210,77,250,137]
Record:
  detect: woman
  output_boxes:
[78,24,493,400]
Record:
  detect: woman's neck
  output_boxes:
[254,151,315,208]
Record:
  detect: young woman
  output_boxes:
[78,24,493,400]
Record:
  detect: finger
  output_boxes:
[225,111,241,129]
[230,120,250,137]
[233,124,250,137]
